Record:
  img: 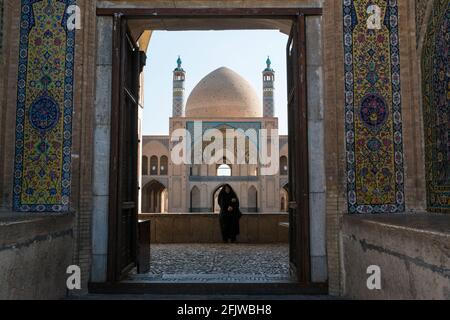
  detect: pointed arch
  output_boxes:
[142,156,149,176]
[150,156,158,175]
[160,155,168,175]
[190,186,201,212]
[248,185,258,213]
[142,180,167,213]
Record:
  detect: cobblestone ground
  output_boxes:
[128,244,290,283]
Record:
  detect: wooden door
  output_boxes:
[108,14,143,281]
[286,14,311,284]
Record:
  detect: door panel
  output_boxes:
[286,14,311,284]
[108,14,143,281]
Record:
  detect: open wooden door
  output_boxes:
[286,14,311,284]
[108,14,144,282]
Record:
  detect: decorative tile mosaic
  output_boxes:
[416,0,430,43]
[13,0,75,212]
[343,0,405,214]
[422,0,450,213]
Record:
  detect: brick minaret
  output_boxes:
[173,56,186,117]
[262,57,275,117]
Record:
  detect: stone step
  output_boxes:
[89,282,328,296]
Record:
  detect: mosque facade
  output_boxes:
[140,59,290,214]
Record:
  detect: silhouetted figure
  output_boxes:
[218,185,242,243]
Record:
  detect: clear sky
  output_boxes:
[142,30,289,135]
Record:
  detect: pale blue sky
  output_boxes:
[142,30,289,135]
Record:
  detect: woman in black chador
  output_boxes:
[218,185,242,243]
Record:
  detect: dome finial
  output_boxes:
[177,55,182,68]
[266,56,271,68]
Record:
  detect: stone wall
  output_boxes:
[140,213,289,244]
[0,215,74,300]
[342,214,450,299]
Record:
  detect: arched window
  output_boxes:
[150,156,158,175]
[190,186,201,212]
[280,156,288,175]
[160,156,168,175]
[217,164,232,177]
[142,156,149,176]
[248,186,258,212]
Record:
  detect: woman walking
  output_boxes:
[218,185,242,243]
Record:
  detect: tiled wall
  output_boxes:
[13,0,76,212]
[343,0,405,214]
[422,0,450,213]
[416,0,430,44]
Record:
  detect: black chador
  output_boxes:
[218,185,242,243]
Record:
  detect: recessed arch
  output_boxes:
[142,155,149,176]
[217,164,232,177]
[190,186,201,212]
[248,185,258,212]
[150,156,159,175]
[160,155,168,175]
[142,180,167,213]
[280,156,288,175]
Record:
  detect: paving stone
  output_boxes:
[128,244,290,283]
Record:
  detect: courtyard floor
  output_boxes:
[126,244,291,283]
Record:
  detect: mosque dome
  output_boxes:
[185,67,262,118]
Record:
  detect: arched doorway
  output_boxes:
[248,186,258,212]
[213,184,238,213]
[142,180,167,213]
[190,186,201,212]
[101,8,318,284]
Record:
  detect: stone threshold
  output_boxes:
[125,273,293,284]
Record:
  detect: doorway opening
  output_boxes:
[97,7,323,292]
[142,180,168,213]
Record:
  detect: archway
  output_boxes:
[190,186,201,212]
[142,180,167,213]
[150,156,159,175]
[280,156,288,175]
[248,186,258,212]
[142,156,149,176]
[99,7,321,286]
[160,156,168,175]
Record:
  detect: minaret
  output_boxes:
[262,57,275,117]
[173,56,186,117]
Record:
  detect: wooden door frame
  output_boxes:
[101,7,322,286]
[107,14,141,282]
